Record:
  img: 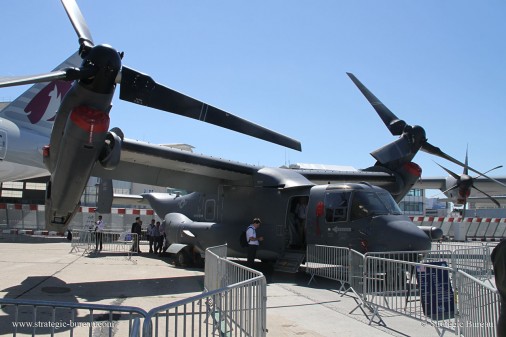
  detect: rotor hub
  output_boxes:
[80,44,122,94]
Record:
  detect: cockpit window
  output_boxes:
[350,191,403,220]
[324,191,351,223]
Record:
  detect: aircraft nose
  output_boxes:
[403,223,432,251]
[371,217,431,252]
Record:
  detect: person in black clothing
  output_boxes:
[492,240,506,337]
[131,217,142,253]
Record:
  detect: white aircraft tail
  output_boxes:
[0,52,82,134]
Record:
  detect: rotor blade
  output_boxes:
[0,70,68,88]
[463,145,469,175]
[0,67,89,88]
[472,185,501,207]
[441,184,459,195]
[60,0,94,54]
[473,165,503,179]
[119,66,302,151]
[434,162,460,180]
[347,73,406,136]
[421,141,506,189]
[370,136,411,164]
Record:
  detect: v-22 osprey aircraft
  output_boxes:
[2,1,492,266]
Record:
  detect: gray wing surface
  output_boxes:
[92,138,259,193]
[414,177,447,190]
[293,169,397,188]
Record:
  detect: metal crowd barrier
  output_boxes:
[143,244,267,337]
[1,244,266,337]
[306,244,501,336]
[69,229,138,258]
[363,256,458,332]
[306,245,365,297]
[456,270,500,337]
[204,244,228,292]
[452,246,493,281]
[0,297,148,337]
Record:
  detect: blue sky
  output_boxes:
[1,1,505,186]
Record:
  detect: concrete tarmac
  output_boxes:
[0,234,442,336]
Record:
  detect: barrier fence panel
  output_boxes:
[456,270,500,337]
[466,218,482,240]
[0,297,148,337]
[363,256,458,335]
[485,218,500,240]
[145,246,267,337]
[475,218,492,240]
[451,247,492,281]
[204,244,228,292]
[494,218,506,240]
[70,229,138,257]
[439,217,456,238]
[306,245,355,292]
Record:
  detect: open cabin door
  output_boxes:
[285,195,309,250]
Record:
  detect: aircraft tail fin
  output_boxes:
[0,52,82,133]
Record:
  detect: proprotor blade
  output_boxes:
[347,73,406,136]
[119,66,302,151]
[60,0,94,53]
[0,71,68,88]
[0,67,90,88]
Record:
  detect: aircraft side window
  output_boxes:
[324,191,350,223]
[350,192,370,220]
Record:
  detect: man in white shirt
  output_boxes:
[246,218,263,268]
[95,215,105,251]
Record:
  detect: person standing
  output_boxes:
[492,240,506,337]
[131,217,142,253]
[95,215,105,251]
[246,218,263,268]
[153,221,162,254]
[147,219,156,253]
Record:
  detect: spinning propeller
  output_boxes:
[0,0,301,152]
[346,73,506,190]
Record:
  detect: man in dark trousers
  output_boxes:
[246,218,263,268]
[492,239,506,337]
[131,217,142,253]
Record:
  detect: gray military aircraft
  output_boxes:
[0,1,494,266]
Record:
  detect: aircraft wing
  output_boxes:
[91,138,259,193]
[292,168,397,188]
[415,176,506,195]
[414,177,447,190]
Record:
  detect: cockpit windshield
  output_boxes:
[350,191,403,220]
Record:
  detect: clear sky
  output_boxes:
[1,1,505,192]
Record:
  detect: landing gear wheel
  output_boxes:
[175,250,190,267]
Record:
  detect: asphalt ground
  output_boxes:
[0,234,445,336]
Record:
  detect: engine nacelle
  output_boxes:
[164,213,225,254]
[419,226,443,241]
[98,130,122,170]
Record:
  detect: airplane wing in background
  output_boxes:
[415,177,506,195]
[91,138,260,193]
[414,177,447,190]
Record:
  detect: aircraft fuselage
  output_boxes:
[144,181,432,263]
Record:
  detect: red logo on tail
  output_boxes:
[24,80,72,124]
